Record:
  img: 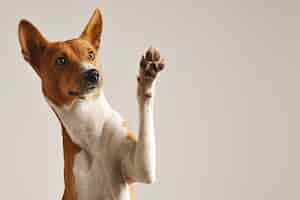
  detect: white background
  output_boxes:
[1,0,300,199]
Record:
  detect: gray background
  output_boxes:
[1,0,300,199]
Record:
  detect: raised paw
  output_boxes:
[137,47,166,98]
[138,47,165,83]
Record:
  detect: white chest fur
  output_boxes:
[49,95,112,152]
[46,94,131,200]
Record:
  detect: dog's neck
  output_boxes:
[46,91,113,153]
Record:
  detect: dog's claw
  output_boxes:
[140,55,147,69]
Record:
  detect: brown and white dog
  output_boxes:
[18,8,165,200]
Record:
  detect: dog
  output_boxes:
[18,8,165,200]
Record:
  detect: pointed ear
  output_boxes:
[18,19,48,73]
[80,8,103,50]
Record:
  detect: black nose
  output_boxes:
[84,69,99,85]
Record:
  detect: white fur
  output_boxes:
[80,62,95,71]
[45,87,156,200]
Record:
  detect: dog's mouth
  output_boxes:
[68,85,98,99]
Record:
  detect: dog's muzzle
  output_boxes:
[68,69,100,97]
[84,69,100,87]
[83,69,100,90]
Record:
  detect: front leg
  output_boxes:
[122,47,165,183]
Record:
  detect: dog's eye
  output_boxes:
[88,51,95,61]
[56,57,67,66]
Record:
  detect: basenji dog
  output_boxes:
[18,8,165,200]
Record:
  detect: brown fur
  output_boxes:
[61,125,81,200]
[19,9,103,107]
[40,39,103,106]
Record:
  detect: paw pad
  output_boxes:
[139,47,165,80]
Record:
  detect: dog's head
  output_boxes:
[18,9,103,106]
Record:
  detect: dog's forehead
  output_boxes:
[66,39,95,54]
[45,42,67,53]
[45,39,94,58]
